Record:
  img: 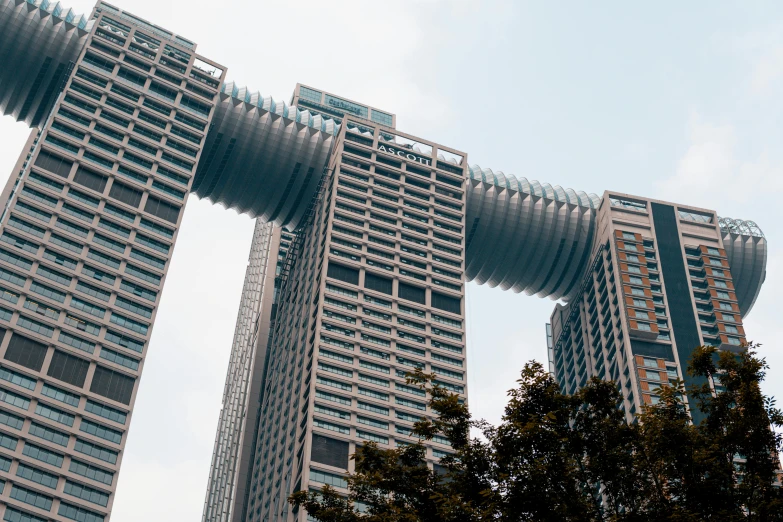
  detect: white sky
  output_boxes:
[0,1,782,520]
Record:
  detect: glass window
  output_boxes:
[610,197,646,211]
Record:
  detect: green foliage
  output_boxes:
[290,344,783,521]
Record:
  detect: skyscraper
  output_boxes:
[0,1,769,521]
[547,194,765,421]
[0,2,225,520]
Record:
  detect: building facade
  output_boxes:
[0,2,769,522]
[244,119,469,522]
[0,2,226,520]
[548,194,765,422]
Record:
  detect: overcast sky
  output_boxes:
[1,1,782,520]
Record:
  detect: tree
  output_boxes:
[290,343,783,521]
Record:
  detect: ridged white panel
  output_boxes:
[720,221,767,318]
[465,165,599,301]
[0,0,92,127]
[192,91,334,230]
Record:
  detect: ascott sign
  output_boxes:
[377,144,432,166]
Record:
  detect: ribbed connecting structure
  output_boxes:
[0,0,92,127]
[465,166,601,300]
[191,84,336,229]
[0,1,769,311]
[719,218,767,316]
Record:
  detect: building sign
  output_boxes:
[324,95,368,118]
[377,144,432,166]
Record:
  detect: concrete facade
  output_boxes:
[245,120,468,522]
[0,3,225,520]
[548,193,763,421]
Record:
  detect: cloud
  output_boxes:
[657,113,783,209]
[732,23,783,95]
[750,47,783,94]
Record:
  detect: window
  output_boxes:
[313,418,349,435]
[310,434,349,469]
[23,443,64,467]
[63,480,110,507]
[109,181,143,207]
[28,422,70,447]
[326,263,359,286]
[16,462,59,489]
[100,348,139,371]
[10,485,53,511]
[35,402,75,426]
[73,165,109,192]
[58,501,106,522]
[358,401,389,415]
[80,419,123,444]
[41,384,80,407]
[34,150,73,178]
[69,459,114,486]
[144,195,180,223]
[74,438,117,464]
[642,358,658,368]
[357,430,388,444]
[364,273,392,295]
[610,197,646,211]
[627,265,642,274]
[47,350,90,387]
[0,366,36,390]
[90,366,135,405]
[4,334,47,372]
[632,299,648,308]
[724,324,739,334]
[85,400,127,425]
[396,397,425,411]
[716,291,730,299]
[309,469,347,489]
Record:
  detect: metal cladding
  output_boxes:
[0,2,769,315]
[719,217,767,316]
[191,82,336,229]
[0,0,92,127]
[465,165,601,301]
